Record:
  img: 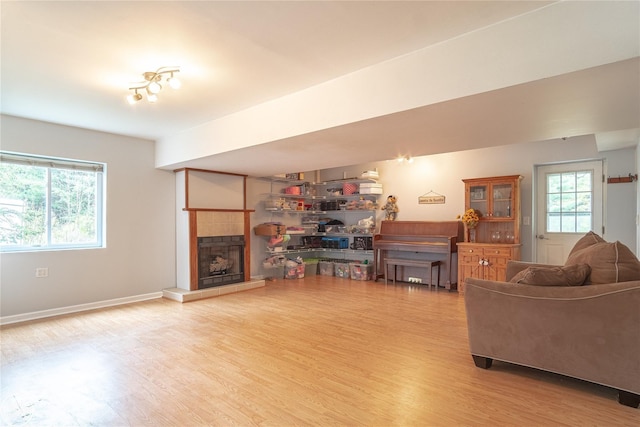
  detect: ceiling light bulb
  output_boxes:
[127,91,143,104]
[148,81,162,94]
[147,93,158,103]
[167,75,181,89]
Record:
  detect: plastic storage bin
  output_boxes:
[321,237,349,249]
[304,258,319,275]
[285,261,305,279]
[349,263,374,281]
[263,255,286,280]
[334,261,351,278]
[264,265,284,280]
[359,182,384,194]
[318,260,334,276]
[284,186,301,195]
[343,182,358,195]
[351,236,373,250]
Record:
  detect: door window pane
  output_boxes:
[547,213,561,232]
[546,170,593,233]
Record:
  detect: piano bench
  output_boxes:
[384,258,441,290]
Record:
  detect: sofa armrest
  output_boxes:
[505,260,559,281]
[464,278,640,395]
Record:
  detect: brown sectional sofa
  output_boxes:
[464,232,640,408]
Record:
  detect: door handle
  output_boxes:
[537,234,548,240]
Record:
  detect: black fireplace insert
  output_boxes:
[197,235,245,289]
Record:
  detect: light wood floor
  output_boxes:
[1,276,637,426]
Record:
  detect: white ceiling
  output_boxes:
[2,1,639,177]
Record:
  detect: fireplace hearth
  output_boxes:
[198,235,245,289]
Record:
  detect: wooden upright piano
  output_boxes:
[373,221,464,290]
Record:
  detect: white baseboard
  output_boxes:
[0,292,163,326]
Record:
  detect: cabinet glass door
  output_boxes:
[491,183,513,218]
[469,184,488,217]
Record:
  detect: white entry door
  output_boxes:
[535,160,604,264]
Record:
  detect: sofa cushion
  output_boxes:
[509,264,591,286]
[568,231,605,257]
[565,240,640,284]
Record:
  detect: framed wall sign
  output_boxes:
[419,190,446,204]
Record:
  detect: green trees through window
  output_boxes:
[546,170,593,233]
[0,152,104,251]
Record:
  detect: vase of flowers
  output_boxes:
[458,208,480,242]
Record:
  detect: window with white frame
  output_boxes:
[545,170,593,233]
[0,152,105,252]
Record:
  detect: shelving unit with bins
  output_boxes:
[256,177,382,261]
[458,175,523,289]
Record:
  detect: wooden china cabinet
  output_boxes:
[458,175,523,291]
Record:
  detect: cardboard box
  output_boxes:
[254,223,286,236]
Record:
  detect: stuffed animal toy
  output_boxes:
[382,195,399,221]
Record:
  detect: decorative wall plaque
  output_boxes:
[419,190,445,204]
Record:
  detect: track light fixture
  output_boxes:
[127,66,180,104]
[396,155,413,163]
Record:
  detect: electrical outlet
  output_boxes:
[35,267,48,278]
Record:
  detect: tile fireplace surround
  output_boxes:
[197,211,245,237]
[167,211,265,302]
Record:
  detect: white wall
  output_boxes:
[0,116,176,320]
[4,114,631,320]
[602,147,638,247]
[316,135,637,261]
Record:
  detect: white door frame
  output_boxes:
[533,159,606,263]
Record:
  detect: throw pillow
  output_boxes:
[509,264,591,286]
[568,231,605,257]
[565,240,640,284]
